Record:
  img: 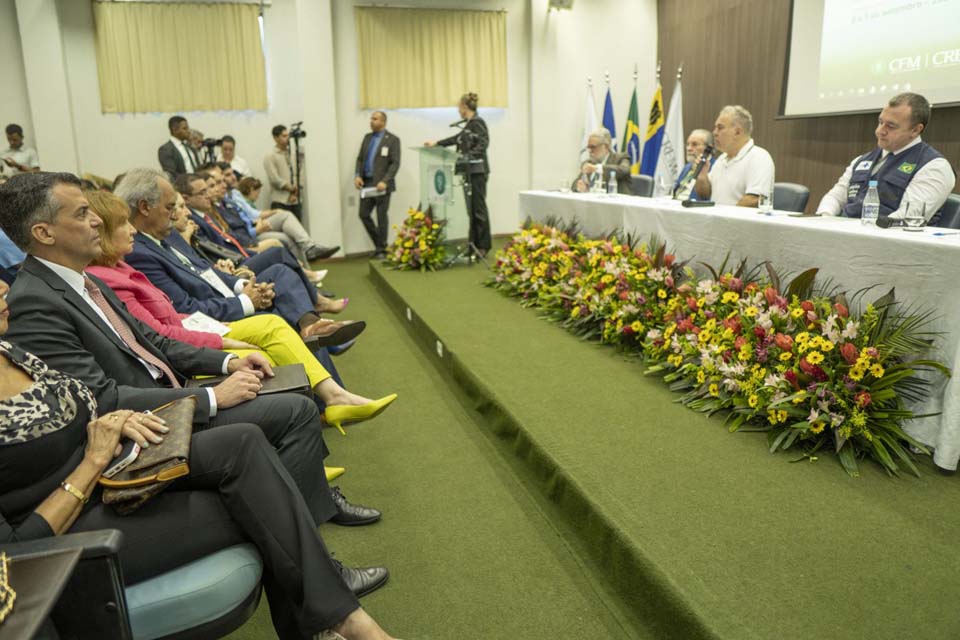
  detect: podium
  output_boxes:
[411,146,469,241]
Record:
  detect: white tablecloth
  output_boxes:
[519,190,960,470]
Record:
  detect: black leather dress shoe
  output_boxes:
[306,245,340,261]
[329,486,382,526]
[332,559,389,597]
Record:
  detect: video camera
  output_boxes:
[290,122,307,140]
[202,137,223,148]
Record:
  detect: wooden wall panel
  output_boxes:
[657,0,960,212]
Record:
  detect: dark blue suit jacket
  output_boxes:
[190,210,247,254]
[126,233,246,321]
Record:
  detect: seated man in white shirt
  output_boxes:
[2,124,41,176]
[815,92,956,223]
[693,105,774,207]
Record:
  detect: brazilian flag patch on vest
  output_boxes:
[898,162,917,174]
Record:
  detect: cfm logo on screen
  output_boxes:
[434,169,447,194]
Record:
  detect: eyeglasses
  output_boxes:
[587,144,602,150]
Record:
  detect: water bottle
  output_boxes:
[591,165,605,194]
[607,170,618,194]
[861,180,880,226]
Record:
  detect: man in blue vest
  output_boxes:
[815,92,955,223]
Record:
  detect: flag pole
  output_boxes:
[656,59,661,83]
[633,62,638,86]
[677,63,683,81]
[605,70,610,87]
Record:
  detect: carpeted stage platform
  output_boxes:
[368,257,960,640]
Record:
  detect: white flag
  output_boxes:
[579,84,599,163]
[653,78,684,196]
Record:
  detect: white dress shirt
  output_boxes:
[1,146,40,176]
[815,136,956,221]
[35,257,228,416]
[707,139,775,206]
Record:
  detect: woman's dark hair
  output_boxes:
[237,176,263,196]
[460,92,479,112]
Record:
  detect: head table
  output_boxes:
[519,190,960,471]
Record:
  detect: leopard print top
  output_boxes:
[0,340,98,445]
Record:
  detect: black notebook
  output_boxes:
[188,363,311,396]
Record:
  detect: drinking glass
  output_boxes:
[758,189,774,214]
[903,200,926,231]
[655,174,672,200]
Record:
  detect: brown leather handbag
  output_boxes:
[98,397,195,515]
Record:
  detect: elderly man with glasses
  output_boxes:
[572,128,632,194]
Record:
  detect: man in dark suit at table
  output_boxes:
[354,111,400,258]
[572,128,631,194]
[158,116,200,180]
[0,171,390,594]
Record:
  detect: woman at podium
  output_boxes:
[425,92,491,258]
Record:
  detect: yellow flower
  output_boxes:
[748,394,759,408]
[738,347,752,362]
[777,410,788,423]
[721,291,739,304]
[696,297,706,308]
[709,383,719,397]
[696,370,706,384]
[570,306,581,318]
[705,318,717,331]
[744,306,758,318]
[601,274,615,284]
[870,364,885,378]
[630,320,643,333]
[821,340,834,352]
[767,410,778,425]
[805,351,824,365]
[432,223,440,229]
[403,240,414,248]
[810,421,825,434]
[657,288,667,299]
[663,324,676,339]
[779,352,793,361]
[795,332,810,344]
[791,393,806,404]
[668,354,683,367]
[790,308,805,319]
[849,366,865,382]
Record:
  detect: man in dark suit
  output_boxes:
[354,111,400,258]
[0,171,390,595]
[158,115,200,180]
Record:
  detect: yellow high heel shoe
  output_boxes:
[324,466,345,482]
[324,394,398,435]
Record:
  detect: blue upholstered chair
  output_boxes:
[630,174,653,197]
[773,182,810,213]
[933,193,960,229]
[1,530,263,639]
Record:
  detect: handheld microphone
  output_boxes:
[450,119,467,127]
[674,144,714,198]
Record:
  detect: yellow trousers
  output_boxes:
[221,314,330,388]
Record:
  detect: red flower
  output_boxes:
[784,370,800,389]
[744,282,759,294]
[677,283,693,294]
[800,300,815,313]
[664,254,675,267]
[619,291,630,301]
[677,317,695,333]
[855,391,872,408]
[754,326,766,339]
[840,342,858,364]
[734,336,747,350]
[622,325,635,336]
[665,275,675,288]
[799,360,828,382]
[728,277,744,292]
[764,287,779,305]
[687,297,699,311]
[866,347,879,358]
[834,303,849,318]
[774,333,794,351]
[723,317,742,335]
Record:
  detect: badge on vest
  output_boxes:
[897,162,916,174]
[855,160,872,172]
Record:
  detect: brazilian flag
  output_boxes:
[622,88,642,175]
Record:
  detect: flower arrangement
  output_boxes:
[488,222,949,477]
[385,208,447,271]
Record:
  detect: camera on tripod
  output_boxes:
[202,137,223,149]
[290,122,307,140]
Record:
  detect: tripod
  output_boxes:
[443,172,487,268]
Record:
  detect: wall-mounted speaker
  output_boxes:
[548,0,574,9]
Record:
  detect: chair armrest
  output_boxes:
[2,529,123,561]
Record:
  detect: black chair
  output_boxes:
[933,193,960,228]
[1,530,263,639]
[630,174,653,197]
[773,182,810,212]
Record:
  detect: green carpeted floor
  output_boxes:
[225,256,636,640]
[368,253,960,640]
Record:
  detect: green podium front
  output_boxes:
[411,146,469,242]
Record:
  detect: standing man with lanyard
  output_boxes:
[425,92,492,259]
[354,111,400,258]
[264,125,302,221]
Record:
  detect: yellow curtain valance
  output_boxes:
[92,2,268,113]
[355,6,508,109]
